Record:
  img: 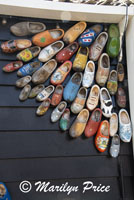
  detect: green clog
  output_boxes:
[60,109,70,131]
[106,24,120,58]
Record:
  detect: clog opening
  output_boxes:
[97,33,107,46]
[110,70,117,81]
[69,43,78,51]
[102,55,109,68]
[92,110,101,122]
[87,62,94,72]
[29,22,44,31]
[113,135,120,145]
[42,99,50,107]
[101,121,109,136]
[46,86,54,93]
[13,62,22,68]
[55,85,63,94]
[78,109,89,122]
[16,39,31,48]
[92,86,99,97]
[46,60,56,73]
[58,102,66,112]
[31,46,40,54]
[0,184,6,197]
[52,42,63,51]
[102,89,109,100]
[120,111,130,124]
[92,24,102,34]
[50,30,63,39]
[79,87,87,98]
[72,73,82,84]
[79,47,88,55]
[31,61,41,68]
[117,63,124,74]
[61,62,71,72]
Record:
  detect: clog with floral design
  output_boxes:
[0,182,11,200]
[95,120,110,152]
[2,61,23,73]
[50,61,72,85]
[17,46,41,62]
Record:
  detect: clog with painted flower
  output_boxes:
[96,53,110,87]
[78,24,103,47]
[17,46,41,62]
[63,21,87,44]
[50,61,72,85]
[119,109,132,143]
[56,42,79,63]
[69,109,89,138]
[85,108,102,138]
[38,41,64,62]
[51,85,63,106]
[16,76,31,88]
[32,59,57,85]
[10,21,46,36]
[86,84,100,111]
[36,85,55,102]
[1,39,32,53]
[19,84,31,101]
[63,72,82,103]
[107,70,118,95]
[82,60,95,88]
[110,112,118,137]
[2,61,23,73]
[36,98,51,116]
[117,63,124,82]
[89,32,108,61]
[51,101,67,123]
[32,29,64,47]
[95,120,110,152]
[29,84,44,98]
[0,182,11,200]
[60,108,70,131]
[17,61,43,77]
[71,87,87,114]
[106,24,120,58]
[73,47,89,71]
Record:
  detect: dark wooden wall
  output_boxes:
[0,15,133,200]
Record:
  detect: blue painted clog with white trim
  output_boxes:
[78,24,103,47]
[17,60,43,77]
[63,72,82,102]
[119,109,132,143]
[0,182,11,200]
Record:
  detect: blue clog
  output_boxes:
[78,24,103,47]
[63,72,82,102]
[0,182,11,200]
[17,60,43,77]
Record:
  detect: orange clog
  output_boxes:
[32,29,64,47]
[51,85,63,106]
[50,60,72,85]
[95,120,110,152]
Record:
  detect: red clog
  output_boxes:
[56,42,79,63]
[85,108,102,138]
[51,85,63,106]
[95,120,110,152]
[2,61,23,72]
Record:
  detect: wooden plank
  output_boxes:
[0,131,132,159]
[0,156,133,182]
[0,1,133,23]
[0,107,76,131]
[5,177,122,200]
